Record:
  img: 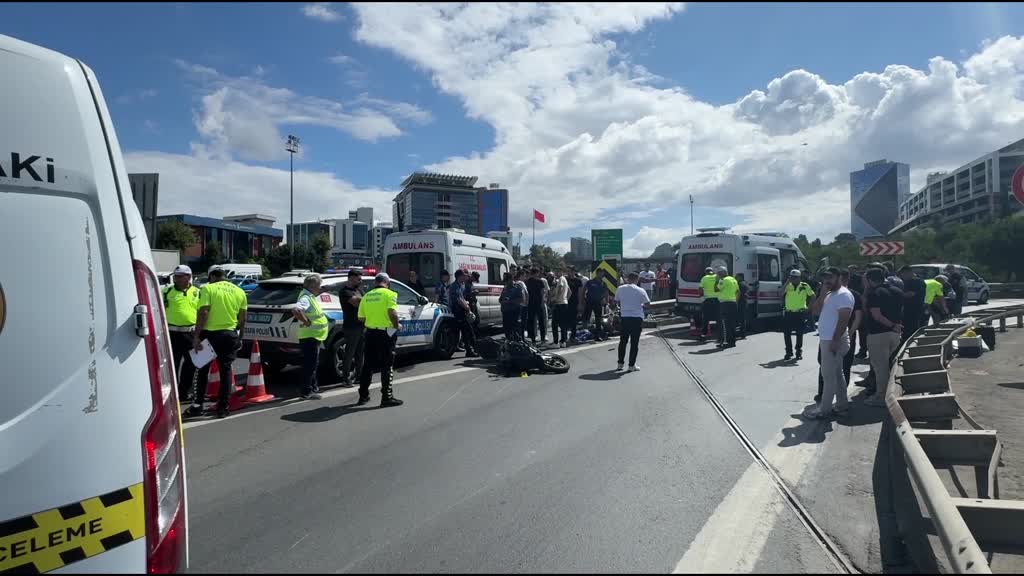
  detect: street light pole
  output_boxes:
[689,194,694,234]
[286,135,300,269]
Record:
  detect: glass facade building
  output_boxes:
[477,187,509,236]
[393,173,480,234]
[850,159,909,239]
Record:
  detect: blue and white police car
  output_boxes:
[241,272,457,382]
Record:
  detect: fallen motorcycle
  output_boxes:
[478,334,570,376]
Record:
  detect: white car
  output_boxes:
[1,34,187,573]
[910,263,991,304]
[241,275,458,382]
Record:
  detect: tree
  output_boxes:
[528,244,564,271]
[200,241,224,272]
[310,233,333,273]
[265,244,293,278]
[155,220,198,251]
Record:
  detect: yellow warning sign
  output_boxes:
[0,483,145,573]
[593,259,619,295]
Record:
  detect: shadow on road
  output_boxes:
[778,408,830,447]
[997,381,1024,391]
[689,347,725,355]
[759,358,799,369]
[280,403,382,423]
[579,370,625,382]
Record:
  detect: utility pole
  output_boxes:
[286,134,300,269]
[689,195,694,234]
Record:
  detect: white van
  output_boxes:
[216,263,263,279]
[0,34,187,573]
[383,230,516,327]
[676,228,807,326]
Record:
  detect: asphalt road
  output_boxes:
[182,300,1024,573]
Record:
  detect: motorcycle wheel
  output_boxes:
[540,353,570,374]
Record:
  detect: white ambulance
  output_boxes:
[675,228,808,326]
[1,34,186,572]
[383,230,517,328]
[241,274,457,382]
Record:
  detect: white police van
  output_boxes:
[1,34,187,573]
[241,274,457,382]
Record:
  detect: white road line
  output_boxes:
[183,332,657,430]
[674,381,861,574]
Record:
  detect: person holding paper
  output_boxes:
[293,274,329,401]
[356,273,403,408]
[186,266,247,419]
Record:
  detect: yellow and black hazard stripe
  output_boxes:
[593,259,619,295]
[0,483,145,574]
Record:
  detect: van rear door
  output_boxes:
[754,247,783,318]
[0,34,185,572]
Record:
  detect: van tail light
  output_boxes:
[134,260,187,573]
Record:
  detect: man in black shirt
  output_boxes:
[864,268,903,407]
[525,267,549,344]
[583,271,609,341]
[338,269,365,386]
[566,267,583,343]
[736,272,750,339]
[407,270,426,296]
[468,271,481,330]
[898,267,925,343]
[847,266,869,359]
[448,270,478,358]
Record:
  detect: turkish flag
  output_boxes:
[533,209,546,223]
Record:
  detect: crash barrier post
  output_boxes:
[886,304,1024,572]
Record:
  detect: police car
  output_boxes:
[241,274,457,381]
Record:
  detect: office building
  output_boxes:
[393,172,479,233]
[477,183,509,236]
[331,218,370,257]
[370,222,394,262]
[155,214,283,266]
[486,230,512,249]
[849,159,909,239]
[348,207,374,226]
[128,173,159,244]
[570,237,592,260]
[891,137,1024,234]
[286,220,335,247]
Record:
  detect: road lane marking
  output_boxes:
[183,333,660,429]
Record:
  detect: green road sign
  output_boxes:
[591,229,623,261]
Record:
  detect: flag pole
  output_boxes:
[532,211,535,249]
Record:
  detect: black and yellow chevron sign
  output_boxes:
[593,259,619,295]
[0,483,145,573]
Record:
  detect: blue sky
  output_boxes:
[4,2,1024,255]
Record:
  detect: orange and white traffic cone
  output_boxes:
[205,358,242,400]
[243,340,275,404]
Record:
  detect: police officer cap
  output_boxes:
[789,269,801,277]
[173,265,192,276]
[705,267,713,273]
[208,265,224,275]
[375,272,391,283]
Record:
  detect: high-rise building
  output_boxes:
[570,237,593,260]
[892,137,1024,234]
[850,159,910,239]
[393,172,479,233]
[332,218,370,255]
[370,222,394,262]
[286,220,335,247]
[476,183,509,236]
[348,207,374,225]
[128,173,159,244]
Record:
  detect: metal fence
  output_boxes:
[885,304,1024,573]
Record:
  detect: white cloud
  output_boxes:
[351,3,1024,242]
[125,151,394,237]
[175,59,432,161]
[303,2,342,22]
[329,53,354,66]
[116,88,158,104]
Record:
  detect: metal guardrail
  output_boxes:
[989,283,1024,299]
[886,304,1024,573]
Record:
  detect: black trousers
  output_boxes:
[718,301,737,345]
[618,317,643,366]
[582,301,605,338]
[456,316,477,353]
[701,299,719,337]
[300,337,321,395]
[360,329,397,400]
[527,304,547,342]
[169,330,197,399]
[783,311,806,355]
[191,329,239,410]
[567,300,579,340]
[901,310,921,345]
[551,304,568,343]
[736,300,747,336]
[502,307,521,339]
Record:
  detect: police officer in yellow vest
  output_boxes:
[188,266,248,418]
[715,266,739,349]
[924,276,949,325]
[357,273,404,408]
[292,273,329,401]
[164,265,201,401]
[782,269,814,360]
[698,266,719,341]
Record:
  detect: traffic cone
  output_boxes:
[243,340,275,404]
[205,358,242,400]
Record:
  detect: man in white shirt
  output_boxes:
[615,272,650,372]
[639,263,656,299]
[807,267,854,419]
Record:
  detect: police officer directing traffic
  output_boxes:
[782,269,813,360]
[164,265,200,401]
[187,266,248,418]
[715,266,739,349]
[357,273,404,407]
[293,274,328,400]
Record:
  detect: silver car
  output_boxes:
[909,263,991,304]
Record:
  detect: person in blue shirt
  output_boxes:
[500,272,525,339]
[582,271,609,341]
[435,269,451,306]
[448,270,478,357]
